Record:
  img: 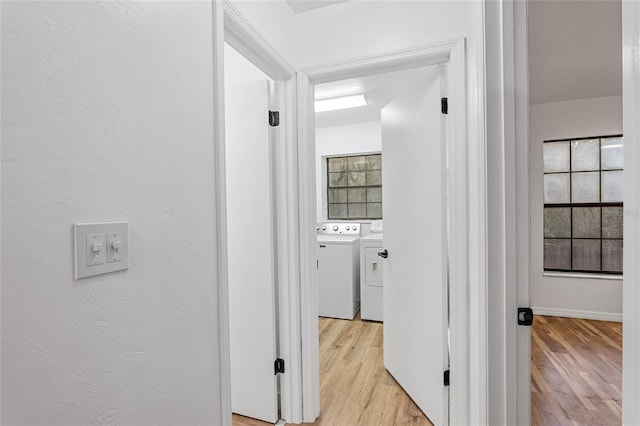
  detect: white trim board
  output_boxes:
[623,1,640,425]
[297,38,484,426]
[532,307,622,323]
[217,3,302,424]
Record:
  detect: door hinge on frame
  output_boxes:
[441,97,448,114]
[274,358,285,375]
[518,307,534,326]
[443,369,450,386]
[269,110,280,127]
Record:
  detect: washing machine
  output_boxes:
[360,220,383,321]
[316,222,361,320]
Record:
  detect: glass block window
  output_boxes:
[327,154,382,219]
[543,136,623,274]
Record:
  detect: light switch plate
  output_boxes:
[74,222,129,279]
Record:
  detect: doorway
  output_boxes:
[312,65,448,425]
[526,0,624,424]
[297,39,474,426]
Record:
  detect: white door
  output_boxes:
[381,65,449,426]
[226,80,279,423]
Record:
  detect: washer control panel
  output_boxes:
[316,222,361,235]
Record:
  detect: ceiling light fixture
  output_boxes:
[315,94,367,113]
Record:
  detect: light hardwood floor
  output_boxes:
[531,315,622,426]
[235,314,622,426]
[233,313,432,426]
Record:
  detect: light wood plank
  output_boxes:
[531,315,622,426]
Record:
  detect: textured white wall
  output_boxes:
[530,96,623,319]
[315,122,381,221]
[1,2,223,424]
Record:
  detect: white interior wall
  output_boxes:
[1,3,223,424]
[530,95,623,320]
[224,43,270,86]
[315,121,381,222]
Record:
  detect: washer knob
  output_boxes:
[346,226,351,231]
[322,226,326,230]
[333,225,339,231]
[353,226,358,231]
[316,226,319,231]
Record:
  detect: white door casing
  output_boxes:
[381,65,449,426]
[226,80,279,423]
[219,2,301,422]
[297,39,480,425]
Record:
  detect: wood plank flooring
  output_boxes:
[531,315,622,426]
[233,313,432,426]
[235,314,622,426]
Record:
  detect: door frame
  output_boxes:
[214,1,303,423]
[622,3,640,425]
[297,38,486,425]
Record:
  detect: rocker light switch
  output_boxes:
[74,222,129,279]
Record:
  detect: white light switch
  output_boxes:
[107,232,123,263]
[74,222,129,279]
[86,233,106,266]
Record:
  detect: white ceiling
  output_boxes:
[285,0,346,14]
[528,0,621,105]
[314,67,430,128]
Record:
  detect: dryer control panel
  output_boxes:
[316,222,361,235]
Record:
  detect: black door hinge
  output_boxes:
[269,110,280,127]
[441,97,448,114]
[443,369,450,387]
[274,358,285,375]
[518,307,534,326]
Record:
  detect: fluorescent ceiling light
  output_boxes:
[315,94,367,113]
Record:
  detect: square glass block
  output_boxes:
[329,203,347,219]
[328,157,346,172]
[602,239,623,273]
[571,172,600,203]
[328,188,347,203]
[543,141,570,173]
[544,173,570,204]
[602,206,623,238]
[367,154,382,170]
[367,170,382,186]
[348,171,366,186]
[571,139,600,171]
[601,170,623,202]
[601,137,623,170]
[347,188,366,203]
[347,156,367,171]
[329,172,347,187]
[544,239,571,270]
[544,207,571,238]
[572,207,601,238]
[348,203,366,218]
[367,187,383,203]
[572,239,601,271]
[367,203,382,219]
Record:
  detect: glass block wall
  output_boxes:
[327,154,382,219]
[543,136,623,273]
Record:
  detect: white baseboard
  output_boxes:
[532,307,622,322]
